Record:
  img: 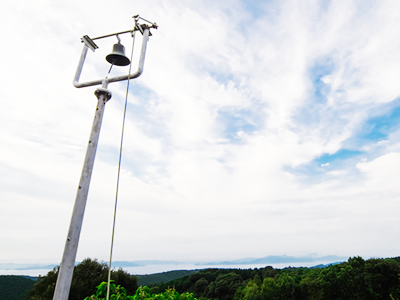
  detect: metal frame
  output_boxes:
[73,28,150,88]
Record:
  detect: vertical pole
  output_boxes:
[53,83,111,300]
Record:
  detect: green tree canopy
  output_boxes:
[26,258,138,300]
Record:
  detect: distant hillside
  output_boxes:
[137,269,200,286]
[309,262,342,268]
[0,275,35,300]
[134,263,341,286]
[20,275,38,281]
[195,254,348,265]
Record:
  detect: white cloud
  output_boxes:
[357,152,400,190]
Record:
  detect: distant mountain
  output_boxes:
[112,260,184,268]
[1,255,347,271]
[113,255,347,268]
[0,263,57,270]
[194,254,348,265]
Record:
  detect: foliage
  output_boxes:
[149,268,259,299]
[233,257,400,300]
[19,256,400,300]
[150,257,400,300]
[317,256,400,300]
[390,256,400,264]
[84,282,197,300]
[0,275,35,300]
[26,258,138,300]
[205,272,243,300]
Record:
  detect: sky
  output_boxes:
[1,0,400,272]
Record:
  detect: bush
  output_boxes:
[85,282,197,300]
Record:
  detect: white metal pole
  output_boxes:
[53,24,152,300]
[53,83,111,300]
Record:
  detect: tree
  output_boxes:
[317,258,366,300]
[205,272,243,300]
[259,273,296,300]
[193,277,208,295]
[317,256,400,300]
[26,258,138,300]
[233,276,262,300]
[364,258,400,299]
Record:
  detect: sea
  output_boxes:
[0,260,340,277]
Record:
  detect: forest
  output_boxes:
[148,256,400,299]
[0,275,35,300]
[7,256,400,300]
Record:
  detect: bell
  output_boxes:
[106,42,130,66]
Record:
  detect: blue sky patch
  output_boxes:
[127,82,155,104]
[217,107,263,141]
[208,70,235,86]
[358,102,400,142]
[242,0,269,19]
[308,58,336,104]
[315,149,363,166]
[286,149,364,183]
[291,57,337,128]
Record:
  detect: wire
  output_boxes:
[106,62,114,78]
[105,27,137,300]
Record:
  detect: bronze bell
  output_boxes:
[106,42,130,66]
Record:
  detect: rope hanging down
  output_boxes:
[105,27,137,300]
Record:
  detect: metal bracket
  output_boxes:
[81,35,99,52]
[94,88,112,101]
[136,24,155,36]
[73,28,150,88]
